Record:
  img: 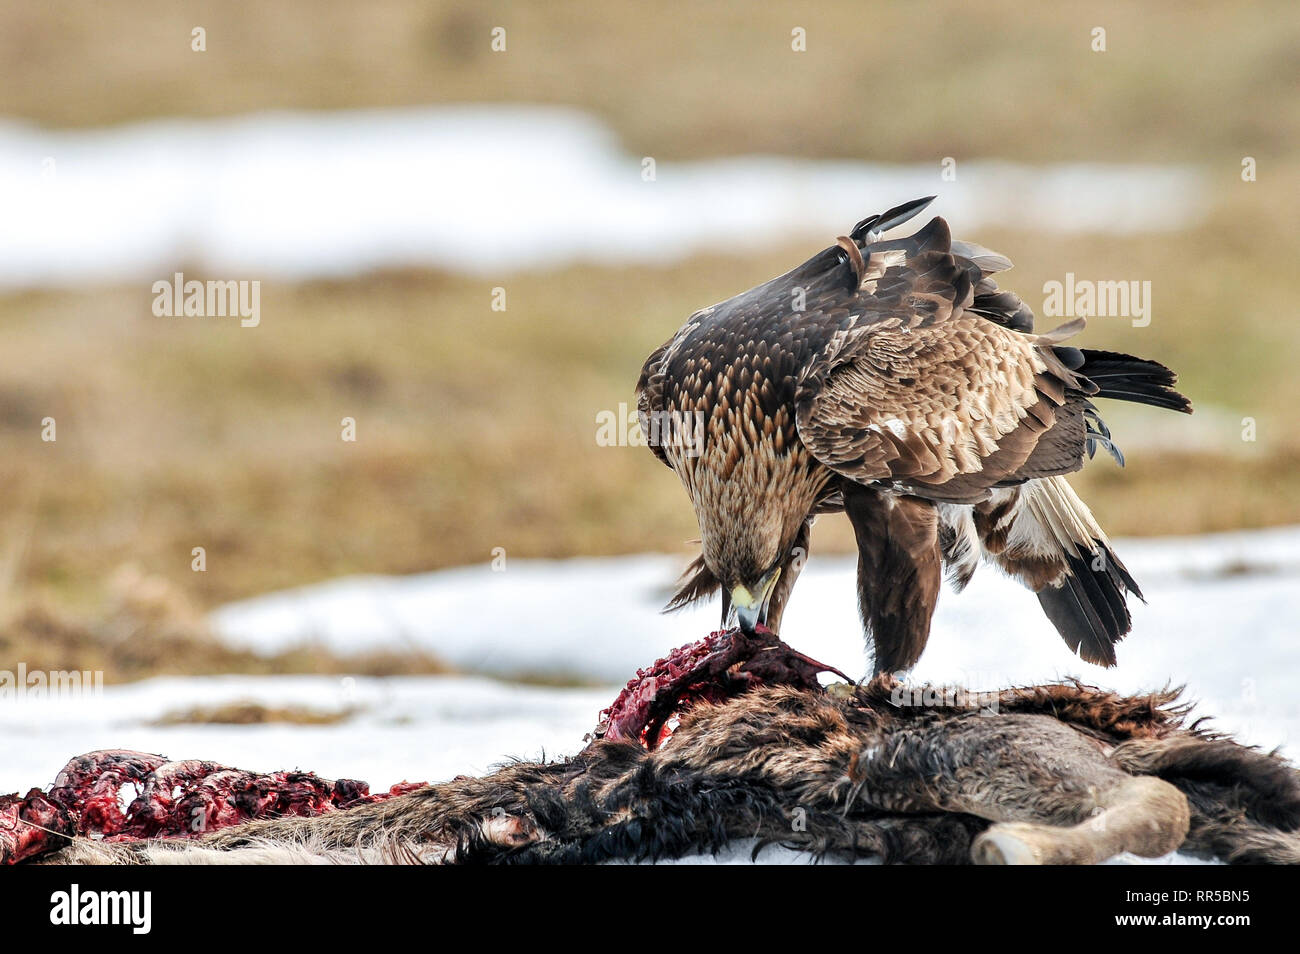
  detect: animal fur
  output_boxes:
[41,679,1299,865]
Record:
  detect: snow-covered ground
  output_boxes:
[1,673,609,795]
[0,105,1204,288]
[208,524,1300,759]
[3,525,1295,863]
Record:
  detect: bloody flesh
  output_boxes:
[594,625,849,748]
[1,748,425,865]
[5,629,847,864]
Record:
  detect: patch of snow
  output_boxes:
[210,526,1300,763]
[6,525,1295,864]
[0,106,1206,289]
[0,674,611,796]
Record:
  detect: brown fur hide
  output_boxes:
[42,678,1300,865]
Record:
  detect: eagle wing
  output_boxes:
[795,217,1089,503]
[635,339,673,468]
[634,201,1189,668]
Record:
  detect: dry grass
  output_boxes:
[1,178,1296,621]
[149,702,360,726]
[2,1,1296,163]
[0,569,450,682]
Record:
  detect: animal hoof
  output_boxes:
[972,826,1042,865]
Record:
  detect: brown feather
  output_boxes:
[843,484,941,674]
[634,200,1189,672]
[663,554,719,613]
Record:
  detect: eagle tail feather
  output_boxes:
[1079,349,1193,414]
[976,477,1139,668]
[1037,539,1140,667]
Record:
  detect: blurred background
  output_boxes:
[1,2,1297,801]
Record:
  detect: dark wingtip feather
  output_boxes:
[1080,350,1193,414]
[850,195,937,241]
[1037,542,1140,667]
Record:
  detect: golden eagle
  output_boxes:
[636,197,1191,673]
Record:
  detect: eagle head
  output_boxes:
[729,567,782,634]
[697,494,801,634]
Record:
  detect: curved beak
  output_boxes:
[731,568,781,635]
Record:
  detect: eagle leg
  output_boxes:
[842,483,942,675]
